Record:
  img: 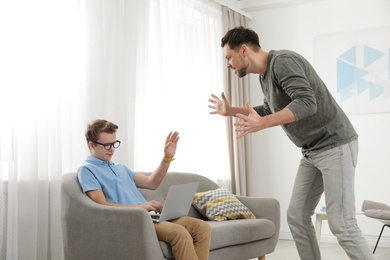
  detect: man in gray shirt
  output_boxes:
[209,26,373,260]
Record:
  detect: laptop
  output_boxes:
[149,182,199,223]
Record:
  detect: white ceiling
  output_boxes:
[235,0,326,11]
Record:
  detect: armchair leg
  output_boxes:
[258,256,265,260]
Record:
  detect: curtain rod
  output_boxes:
[212,0,253,20]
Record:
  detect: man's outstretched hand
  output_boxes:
[208,92,231,116]
[235,102,266,139]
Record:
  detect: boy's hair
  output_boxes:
[221,26,261,51]
[85,119,118,143]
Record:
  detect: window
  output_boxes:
[134,0,230,184]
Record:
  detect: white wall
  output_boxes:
[244,0,390,246]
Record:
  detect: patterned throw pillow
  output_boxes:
[192,188,256,221]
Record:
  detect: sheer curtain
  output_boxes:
[0,0,82,259]
[0,0,149,258]
[0,0,230,259]
[135,0,231,187]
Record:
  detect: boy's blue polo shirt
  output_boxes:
[77,156,147,205]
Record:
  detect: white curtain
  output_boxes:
[0,0,229,259]
[135,0,231,188]
[0,0,82,259]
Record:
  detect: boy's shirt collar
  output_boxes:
[86,156,114,165]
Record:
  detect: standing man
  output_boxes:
[209,26,373,260]
[77,119,211,260]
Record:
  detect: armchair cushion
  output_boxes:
[192,188,256,221]
[208,218,275,250]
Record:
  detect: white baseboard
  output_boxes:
[278,231,294,240]
[278,231,390,248]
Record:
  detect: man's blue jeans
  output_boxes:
[287,139,374,260]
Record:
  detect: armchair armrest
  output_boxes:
[236,197,280,222]
[63,194,164,260]
[236,196,280,247]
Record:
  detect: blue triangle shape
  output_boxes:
[337,59,368,92]
[340,88,355,102]
[337,59,355,92]
[339,46,356,64]
[364,45,385,67]
[369,82,384,101]
[354,67,369,82]
[357,79,370,94]
[388,48,390,80]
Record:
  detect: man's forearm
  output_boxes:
[263,107,296,128]
[230,106,250,117]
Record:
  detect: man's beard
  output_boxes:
[237,58,248,78]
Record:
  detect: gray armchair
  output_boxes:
[61,172,280,260]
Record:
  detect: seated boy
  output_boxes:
[77,119,211,260]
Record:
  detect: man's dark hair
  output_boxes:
[85,119,118,143]
[221,26,261,51]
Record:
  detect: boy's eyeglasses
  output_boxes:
[93,140,121,150]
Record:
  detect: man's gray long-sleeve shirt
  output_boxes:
[254,50,357,153]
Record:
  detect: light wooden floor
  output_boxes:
[252,239,390,260]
